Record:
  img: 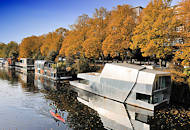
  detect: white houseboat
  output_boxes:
[70,63,171,111]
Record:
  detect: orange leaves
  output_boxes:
[174,43,190,66]
[59,8,109,59]
[40,31,65,57]
[83,38,100,58]
[103,5,136,57]
[131,0,176,59]
[19,36,41,58]
[16,1,189,66]
[19,28,67,60]
[59,30,83,58]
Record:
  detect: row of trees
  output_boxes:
[0,0,189,67]
[59,0,189,66]
[19,27,68,61]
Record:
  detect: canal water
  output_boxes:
[0,67,189,130]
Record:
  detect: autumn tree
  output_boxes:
[174,0,190,66]
[131,0,177,66]
[41,27,68,59]
[83,7,110,62]
[59,14,89,58]
[19,36,42,58]
[102,5,136,61]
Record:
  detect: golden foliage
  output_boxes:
[103,5,136,57]
[131,0,177,59]
[19,36,42,58]
[41,28,67,57]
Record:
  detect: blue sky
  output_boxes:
[0,0,181,44]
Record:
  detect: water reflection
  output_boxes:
[44,85,105,129]
[73,87,154,130]
[0,68,70,130]
[0,67,18,84]
[0,68,189,130]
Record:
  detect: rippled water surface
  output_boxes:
[0,69,71,129]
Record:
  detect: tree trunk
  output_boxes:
[93,58,96,67]
[101,53,105,65]
[125,54,128,63]
[154,59,157,64]
[122,55,124,63]
[159,59,162,68]
[165,60,167,67]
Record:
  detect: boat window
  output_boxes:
[135,113,151,124]
[136,93,150,103]
[159,77,166,89]
[154,76,171,90]
[153,96,159,104]
[153,90,167,104]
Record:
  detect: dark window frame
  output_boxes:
[136,93,151,103]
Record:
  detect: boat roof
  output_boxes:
[110,63,170,75]
[142,68,170,75]
[112,63,145,70]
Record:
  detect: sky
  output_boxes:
[0,0,181,44]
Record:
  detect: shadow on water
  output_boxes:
[0,67,189,130]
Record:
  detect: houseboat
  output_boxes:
[15,58,34,73]
[70,63,171,111]
[35,60,72,80]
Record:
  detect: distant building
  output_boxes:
[70,63,171,111]
[133,6,143,16]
